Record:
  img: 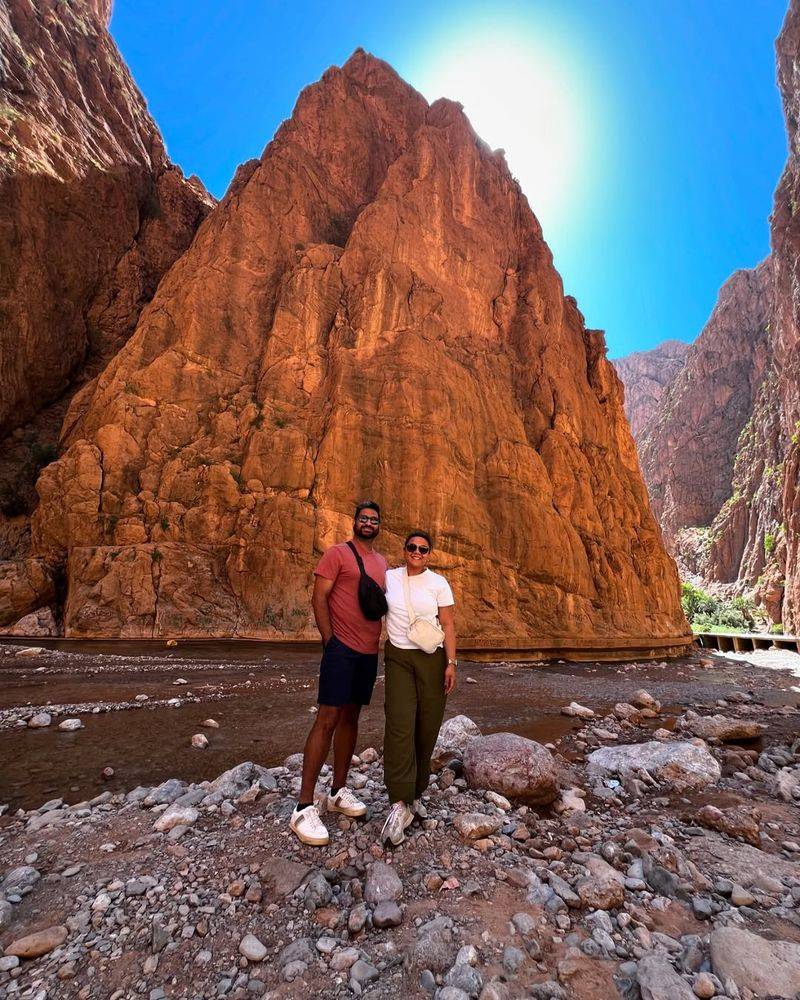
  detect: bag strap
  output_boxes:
[401,568,418,625]
[346,540,367,578]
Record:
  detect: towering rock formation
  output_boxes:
[773,0,800,630]
[19,50,688,652]
[0,0,213,571]
[615,0,800,631]
[613,340,689,440]
[635,263,773,550]
[616,263,783,612]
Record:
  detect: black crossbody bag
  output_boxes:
[346,541,388,621]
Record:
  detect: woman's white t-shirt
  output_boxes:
[385,567,455,650]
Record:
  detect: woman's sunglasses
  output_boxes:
[405,543,430,555]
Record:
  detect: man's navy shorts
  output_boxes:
[318,635,379,707]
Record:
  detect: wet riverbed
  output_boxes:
[1,639,799,810]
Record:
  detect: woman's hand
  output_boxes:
[444,663,456,695]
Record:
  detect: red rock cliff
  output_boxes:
[0,0,212,618]
[0,0,212,524]
[21,50,687,649]
[773,0,800,630]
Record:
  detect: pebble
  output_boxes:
[239,934,267,962]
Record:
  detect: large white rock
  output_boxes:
[710,927,800,999]
[463,732,558,804]
[430,715,482,770]
[677,711,765,742]
[587,740,720,792]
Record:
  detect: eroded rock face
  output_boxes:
[0,0,213,621]
[25,50,688,646]
[0,0,213,437]
[635,264,773,559]
[613,340,689,440]
[774,3,800,632]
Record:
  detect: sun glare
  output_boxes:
[411,29,596,235]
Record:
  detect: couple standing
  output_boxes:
[290,500,457,847]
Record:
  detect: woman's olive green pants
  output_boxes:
[383,639,447,804]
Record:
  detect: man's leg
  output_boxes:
[331,703,361,791]
[298,705,342,804]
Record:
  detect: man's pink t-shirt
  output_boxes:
[314,541,388,654]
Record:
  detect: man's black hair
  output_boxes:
[405,529,433,550]
[354,499,381,519]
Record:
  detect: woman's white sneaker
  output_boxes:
[381,802,414,845]
[290,804,329,846]
[327,787,367,817]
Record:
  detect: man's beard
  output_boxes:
[354,524,379,542]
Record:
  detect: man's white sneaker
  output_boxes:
[327,787,367,818]
[381,802,414,846]
[290,804,329,846]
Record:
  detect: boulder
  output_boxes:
[587,741,720,792]
[431,715,482,770]
[677,711,765,742]
[463,733,558,804]
[710,927,800,998]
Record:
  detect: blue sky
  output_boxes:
[111,1,788,358]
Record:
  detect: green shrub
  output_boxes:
[765,532,777,556]
[681,581,756,634]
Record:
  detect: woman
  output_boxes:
[381,530,457,845]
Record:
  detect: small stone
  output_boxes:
[561,702,594,718]
[153,804,199,832]
[692,972,716,998]
[350,959,379,987]
[5,925,68,958]
[502,946,525,974]
[58,718,83,731]
[191,733,209,749]
[202,718,220,728]
[239,934,267,962]
[364,861,402,904]
[372,900,403,928]
[27,712,52,728]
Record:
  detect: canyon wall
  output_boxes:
[0,0,213,587]
[612,340,688,439]
[11,50,688,649]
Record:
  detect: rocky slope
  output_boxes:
[612,340,689,440]
[9,50,688,648]
[0,0,213,568]
[0,643,799,999]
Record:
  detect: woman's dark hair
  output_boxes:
[404,529,433,550]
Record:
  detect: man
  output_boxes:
[290,500,388,846]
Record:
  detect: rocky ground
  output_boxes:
[1,652,800,1000]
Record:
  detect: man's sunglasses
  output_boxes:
[405,543,430,555]
[356,515,380,525]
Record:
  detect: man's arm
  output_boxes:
[312,575,335,645]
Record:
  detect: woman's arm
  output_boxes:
[438,604,456,694]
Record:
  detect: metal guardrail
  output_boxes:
[695,630,800,654]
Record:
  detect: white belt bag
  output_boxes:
[402,569,445,654]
